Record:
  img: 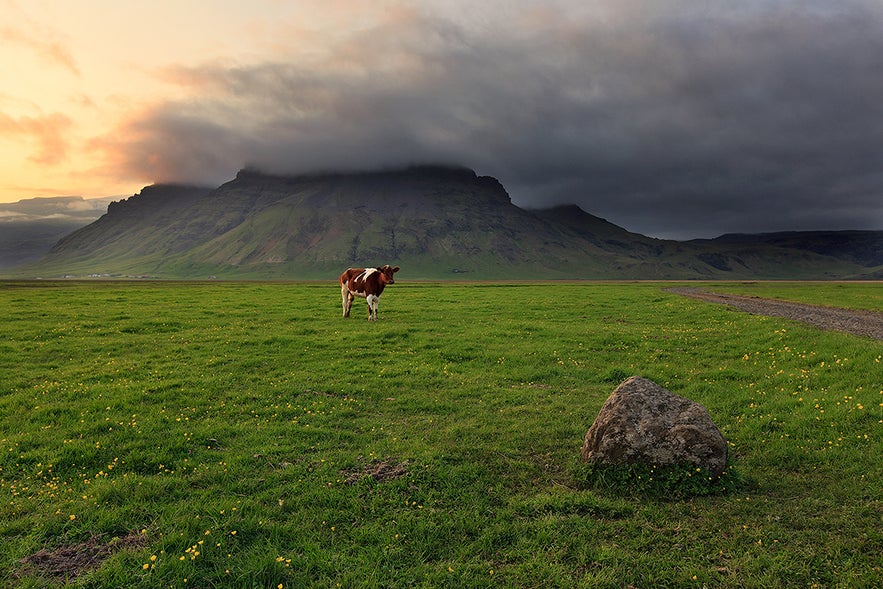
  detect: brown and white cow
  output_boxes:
[339,265,400,321]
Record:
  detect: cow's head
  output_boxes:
[379,265,400,284]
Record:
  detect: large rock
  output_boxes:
[581,376,728,476]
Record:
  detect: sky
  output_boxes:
[2,1,882,239]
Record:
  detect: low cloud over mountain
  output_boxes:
[0,196,115,269]
[93,1,883,239]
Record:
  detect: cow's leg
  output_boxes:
[366,294,379,321]
[342,285,354,317]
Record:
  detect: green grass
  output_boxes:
[700,281,883,312]
[1,281,881,588]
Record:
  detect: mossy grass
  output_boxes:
[573,461,746,500]
[1,280,880,587]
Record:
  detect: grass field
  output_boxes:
[1,281,880,588]
[701,282,883,313]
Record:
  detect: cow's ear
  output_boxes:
[392,266,400,273]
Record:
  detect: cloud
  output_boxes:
[95,0,883,237]
[0,111,73,165]
[1,25,80,76]
[0,195,113,222]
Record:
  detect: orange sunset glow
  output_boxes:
[0,0,386,202]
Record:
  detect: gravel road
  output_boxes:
[666,287,883,341]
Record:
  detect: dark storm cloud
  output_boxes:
[100,1,883,238]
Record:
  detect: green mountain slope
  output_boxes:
[9,166,879,280]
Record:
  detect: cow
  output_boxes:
[339,265,400,321]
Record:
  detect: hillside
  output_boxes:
[696,231,883,268]
[8,166,881,279]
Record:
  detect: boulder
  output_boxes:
[581,376,728,476]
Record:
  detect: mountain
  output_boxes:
[694,231,883,268]
[7,166,881,279]
[0,196,117,269]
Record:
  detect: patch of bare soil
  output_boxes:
[667,287,883,340]
[340,458,409,484]
[20,532,147,582]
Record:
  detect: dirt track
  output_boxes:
[667,287,883,341]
